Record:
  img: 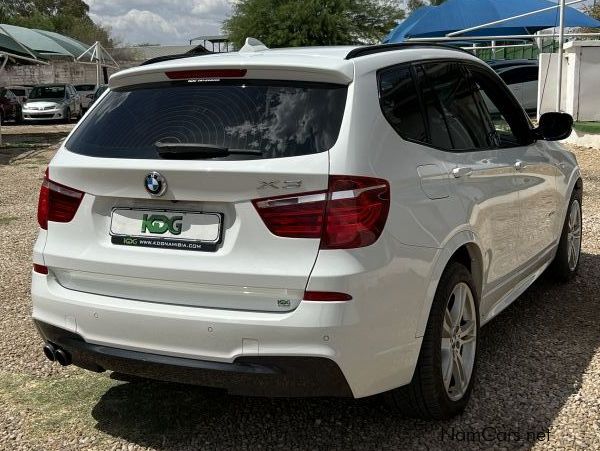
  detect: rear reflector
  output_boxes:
[165,69,247,80]
[33,264,49,275]
[37,169,85,230]
[303,291,352,302]
[253,175,390,249]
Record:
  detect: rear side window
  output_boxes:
[421,62,491,151]
[66,80,348,160]
[413,65,454,150]
[378,66,427,143]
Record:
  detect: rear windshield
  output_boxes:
[30,86,65,100]
[66,80,348,160]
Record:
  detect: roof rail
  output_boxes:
[345,43,474,60]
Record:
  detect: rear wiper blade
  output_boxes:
[154,142,263,159]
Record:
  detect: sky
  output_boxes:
[86,0,233,46]
[86,0,596,47]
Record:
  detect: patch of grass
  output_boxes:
[573,122,600,135]
[0,371,117,444]
[0,216,19,225]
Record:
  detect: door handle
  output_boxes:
[514,160,526,171]
[452,167,473,178]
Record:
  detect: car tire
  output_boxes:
[549,188,583,283]
[387,262,479,420]
[63,108,71,124]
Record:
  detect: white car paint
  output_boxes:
[31,45,580,399]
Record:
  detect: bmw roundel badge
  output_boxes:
[145,171,167,197]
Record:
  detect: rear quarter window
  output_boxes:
[66,80,348,160]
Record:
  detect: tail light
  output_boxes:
[33,264,49,275]
[253,175,390,249]
[37,169,85,230]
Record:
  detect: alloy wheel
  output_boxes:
[441,282,477,401]
[567,200,582,271]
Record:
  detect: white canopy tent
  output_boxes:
[76,41,119,87]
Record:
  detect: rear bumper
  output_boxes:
[32,264,424,398]
[35,320,352,397]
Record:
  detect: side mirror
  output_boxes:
[534,112,573,141]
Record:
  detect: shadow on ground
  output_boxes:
[91,253,600,450]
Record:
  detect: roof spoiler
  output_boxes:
[141,44,212,66]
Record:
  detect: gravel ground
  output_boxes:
[0,144,598,450]
[0,123,75,135]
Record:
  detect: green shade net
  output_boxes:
[0,27,42,59]
[0,24,72,57]
[34,29,89,57]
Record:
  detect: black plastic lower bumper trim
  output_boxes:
[34,320,353,397]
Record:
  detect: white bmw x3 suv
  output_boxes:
[32,41,582,419]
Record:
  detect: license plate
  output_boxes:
[110,208,223,252]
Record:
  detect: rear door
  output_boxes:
[43,76,349,312]
[465,64,558,270]
[414,61,530,313]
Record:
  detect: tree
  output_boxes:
[407,0,425,12]
[580,4,600,34]
[0,0,116,47]
[223,0,404,48]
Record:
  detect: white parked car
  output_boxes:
[31,42,582,420]
[74,84,97,111]
[22,84,83,123]
[496,64,539,114]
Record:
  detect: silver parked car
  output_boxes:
[495,64,539,114]
[22,84,83,123]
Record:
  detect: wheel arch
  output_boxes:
[416,231,484,338]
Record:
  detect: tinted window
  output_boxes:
[93,85,107,100]
[421,62,491,151]
[413,65,453,149]
[466,65,533,147]
[499,66,538,85]
[74,84,96,91]
[11,88,25,96]
[30,86,66,100]
[66,80,348,160]
[378,66,427,143]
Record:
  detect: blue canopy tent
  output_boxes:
[385,0,600,42]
